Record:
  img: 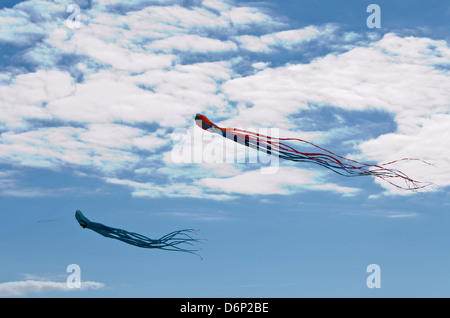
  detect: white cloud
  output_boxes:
[79,123,166,150]
[197,167,313,195]
[124,4,272,29]
[105,176,233,200]
[252,62,269,70]
[356,114,450,194]
[197,167,359,196]
[221,6,269,25]
[138,5,228,28]
[24,2,271,69]
[0,279,104,297]
[159,211,228,221]
[41,60,231,128]
[0,70,75,127]
[309,183,360,196]
[92,0,180,8]
[0,8,45,45]
[0,124,166,171]
[235,35,271,52]
[384,211,419,218]
[147,34,238,53]
[0,170,90,197]
[45,72,174,126]
[343,32,361,42]
[61,32,176,72]
[105,165,360,199]
[202,0,230,11]
[359,210,420,219]
[235,25,332,52]
[224,34,449,116]
[222,34,450,193]
[0,0,448,199]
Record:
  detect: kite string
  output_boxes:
[0,198,73,246]
[37,198,74,222]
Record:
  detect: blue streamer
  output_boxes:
[75,210,203,258]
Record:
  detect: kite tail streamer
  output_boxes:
[75,210,203,258]
[194,114,433,191]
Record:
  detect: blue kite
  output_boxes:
[75,210,203,258]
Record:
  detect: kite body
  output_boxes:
[75,210,202,257]
[195,114,432,191]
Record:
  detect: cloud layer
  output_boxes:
[0,279,104,297]
[0,0,448,199]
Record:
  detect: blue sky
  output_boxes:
[0,0,449,297]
